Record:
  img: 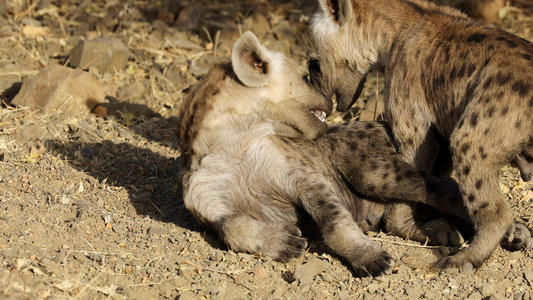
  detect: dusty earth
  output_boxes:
[0,0,532,299]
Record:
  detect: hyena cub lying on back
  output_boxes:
[178,31,469,276]
[307,0,533,271]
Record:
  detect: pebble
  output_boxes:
[293,257,330,285]
[11,64,105,115]
[69,37,130,73]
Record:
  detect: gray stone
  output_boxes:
[293,257,330,285]
[69,37,130,73]
[11,65,105,115]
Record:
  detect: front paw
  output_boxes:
[270,224,308,262]
[501,223,532,251]
[348,249,395,277]
[435,252,475,273]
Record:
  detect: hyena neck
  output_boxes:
[356,0,468,68]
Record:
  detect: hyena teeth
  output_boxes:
[312,109,327,122]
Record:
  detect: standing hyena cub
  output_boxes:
[178,31,470,276]
[307,0,533,271]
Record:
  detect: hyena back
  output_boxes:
[178,31,469,276]
[307,0,533,270]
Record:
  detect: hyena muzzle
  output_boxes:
[307,0,533,271]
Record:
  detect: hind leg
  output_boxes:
[300,180,394,277]
[437,112,530,270]
[221,214,307,261]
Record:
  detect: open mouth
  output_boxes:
[311,109,327,122]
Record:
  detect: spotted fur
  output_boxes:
[307,0,532,270]
[178,31,471,277]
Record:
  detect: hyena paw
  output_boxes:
[349,249,395,277]
[435,252,475,273]
[266,224,308,262]
[501,223,533,251]
[423,218,466,247]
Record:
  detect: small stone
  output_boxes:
[253,265,268,279]
[11,65,105,115]
[507,251,524,261]
[480,282,495,297]
[405,286,423,298]
[69,37,130,73]
[293,257,330,285]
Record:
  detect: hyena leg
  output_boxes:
[437,116,530,270]
[300,185,394,277]
[382,114,448,242]
[219,214,307,261]
[512,146,533,182]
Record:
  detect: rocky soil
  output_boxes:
[0,0,532,299]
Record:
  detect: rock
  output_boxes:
[69,37,130,73]
[11,65,105,115]
[293,257,330,285]
[253,265,269,279]
[0,62,35,94]
[242,12,270,37]
[480,282,495,297]
[405,286,424,298]
[117,82,146,101]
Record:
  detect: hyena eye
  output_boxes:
[307,58,321,74]
[303,74,310,83]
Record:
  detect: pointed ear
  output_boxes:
[231,31,272,88]
[318,0,353,27]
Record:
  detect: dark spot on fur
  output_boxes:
[407,2,427,14]
[382,173,389,179]
[486,106,495,117]
[318,199,326,207]
[512,80,530,97]
[466,64,476,77]
[347,141,358,151]
[467,33,487,43]
[406,138,414,145]
[495,73,511,86]
[370,161,379,171]
[501,106,509,116]
[360,153,367,161]
[356,131,367,139]
[461,143,471,154]
[368,185,376,193]
[470,112,479,127]
[488,44,494,51]
[523,54,533,61]
[468,194,475,202]
[479,146,488,159]
[483,76,493,89]
[479,202,489,209]
[506,39,518,48]
[516,120,522,128]
[457,119,464,129]
[463,165,471,176]
[475,180,483,189]
[395,174,403,182]
[530,97,533,107]
[473,209,478,215]
[457,65,466,78]
[483,128,490,135]
[365,123,375,129]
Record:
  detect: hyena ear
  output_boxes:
[319,0,353,27]
[231,31,272,88]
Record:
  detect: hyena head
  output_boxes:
[307,0,374,112]
[178,31,331,168]
[230,31,331,138]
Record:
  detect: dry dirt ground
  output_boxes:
[0,0,532,299]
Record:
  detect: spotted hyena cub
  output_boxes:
[178,31,470,276]
[307,0,533,271]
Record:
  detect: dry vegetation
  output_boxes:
[0,0,532,299]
